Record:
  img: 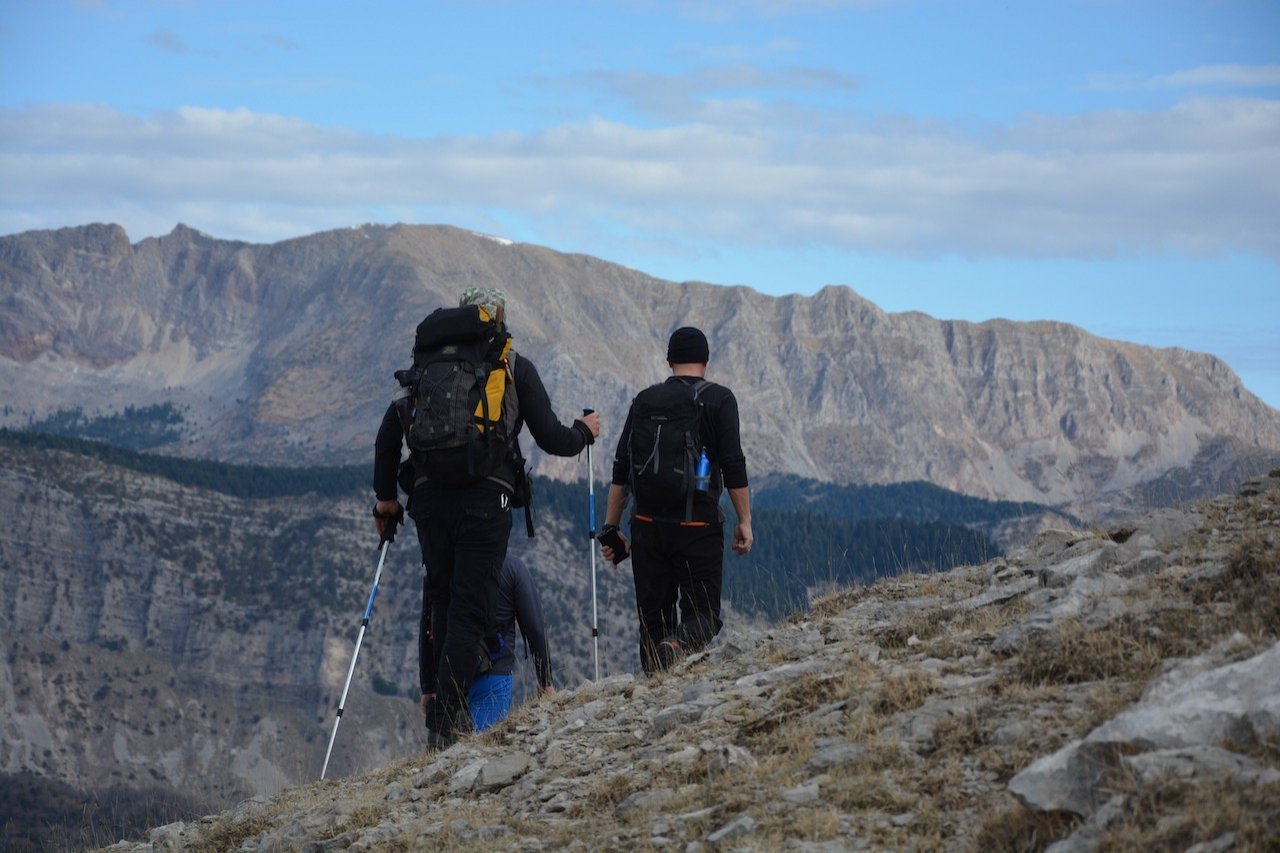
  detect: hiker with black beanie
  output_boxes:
[373,287,599,749]
[601,326,753,674]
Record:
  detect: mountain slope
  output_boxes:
[3,223,1278,514]
[91,474,1280,852]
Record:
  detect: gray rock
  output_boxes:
[447,760,485,796]
[1044,794,1127,853]
[954,575,1039,611]
[476,751,531,792]
[1044,545,1116,584]
[1038,544,1110,588]
[1141,632,1253,700]
[1008,740,1121,816]
[567,699,610,723]
[804,742,869,772]
[1186,833,1238,853]
[897,696,979,751]
[147,821,186,851]
[733,659,831,688]
[1112,549,1172,577]
[707,813,757,845]
[300,830,357,851]
[682,680,716,702]
[457,823,510,840]
[650,703,706,737]
[1132,508,1205,547]
[1123,745,1280,786]
[1027,529,1085,561]
[1088,640,1280,750]
[1180,563,1231,592]
[781,782,821,804]
[989,720,1036,747]
[616,787,677,816]
[1012,642,1280,820]
[706,744,757,775]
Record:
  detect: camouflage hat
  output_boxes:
[459,287,507,321]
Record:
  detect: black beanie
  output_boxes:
[667,326,709,364]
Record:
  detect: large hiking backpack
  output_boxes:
[627,378,713,520]
[396,305,519,486]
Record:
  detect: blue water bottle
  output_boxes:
[695,450,711,492]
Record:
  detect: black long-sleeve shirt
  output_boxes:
[611,375,749,522]
[374,351,592,501]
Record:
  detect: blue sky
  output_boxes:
[2,0,1278,408]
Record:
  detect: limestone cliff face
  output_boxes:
[0,440,639,804]
[3,223,1279,513]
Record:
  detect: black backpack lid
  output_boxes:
[413,305,504,354]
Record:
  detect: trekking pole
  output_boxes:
[320,510,401,780]
[584,408,601,681]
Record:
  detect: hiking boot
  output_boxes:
[655,638,685,670]
[425,727,457,752]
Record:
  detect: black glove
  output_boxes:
[373,502,405,545]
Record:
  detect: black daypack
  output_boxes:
[627,378,712,520]
[396,305,519,487]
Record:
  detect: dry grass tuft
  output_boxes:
[1190,529,1280,643]
[973,801,1080,853]
[331,803,390,840]
[806,585,874,620]
[735,673,849,749]
[1096,775,1280,850]
[184,809,280,853]
[1012,616,1167,686]
[873,607,953,650]
[584,769,648,810]
[927,705,988,758]
[871,670,938,716]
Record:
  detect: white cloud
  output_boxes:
[1,96,1277,259]
[532,64,860,124]
[1089,64,1280,93]
[1154,64,1280,89]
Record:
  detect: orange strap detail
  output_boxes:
[632,514,710,527]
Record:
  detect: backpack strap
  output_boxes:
[684,379,710,522]
[684,429,696,522]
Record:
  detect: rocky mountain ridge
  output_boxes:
[4,222,1279,516]
[101,472,1280,851]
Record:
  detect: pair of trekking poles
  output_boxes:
[320,410,603,780]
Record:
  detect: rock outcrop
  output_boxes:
[103,474,1280,851]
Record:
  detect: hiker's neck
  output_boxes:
[669,362,708,378]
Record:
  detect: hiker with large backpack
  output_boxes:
[600,326,753,675]
[373,287,599,749]
[418,554,554,732]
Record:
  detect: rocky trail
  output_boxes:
[106,474,1280,851]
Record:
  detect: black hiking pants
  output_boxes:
[629,518,725,675]
[413,482,512,737]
